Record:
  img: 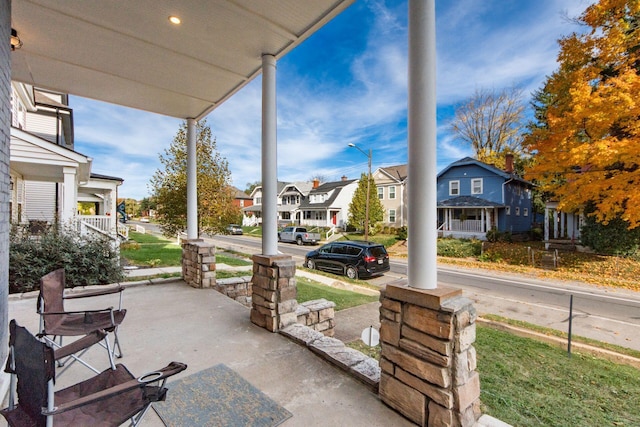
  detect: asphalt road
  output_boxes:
[208,234,640,352]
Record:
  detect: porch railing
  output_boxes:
[449,219,483,233]
[79,215,113,233]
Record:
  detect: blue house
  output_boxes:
[437,156,534,240]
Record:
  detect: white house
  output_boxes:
[9,83,124,239]
[298,177,358,228]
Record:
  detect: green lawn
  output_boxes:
[476,325,640,426]
[295,276,378,310]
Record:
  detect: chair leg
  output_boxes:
[130,403,154,427]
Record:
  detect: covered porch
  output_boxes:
[438,196,502,240]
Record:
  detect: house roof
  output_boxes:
[249,181,287,198]
[232,186,252,200]
[379,164,408,182]
[90,172,124,183]
[437,157,533,187]
[279,181,314,196]
[11,0,355,120]
[299,179,357,209]
[438,196,504,208]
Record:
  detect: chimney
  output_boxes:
[341,175,348,181]
[505,154,514,174]
[313,178,320,188]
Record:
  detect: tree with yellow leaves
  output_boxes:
[525,0,640,229]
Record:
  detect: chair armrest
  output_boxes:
[53,330,108,360]
[39,307,116,316]
[63,286,124,300]
[43,362,188,415]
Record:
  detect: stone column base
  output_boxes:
[250,254,297,332]
[379,284,481,426]
[181,239,216,288]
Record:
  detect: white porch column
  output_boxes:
[186,118,198,239]
[61,167,77,223]
[560,212,566,239]
[553,210,559,239]
[544,207,550,241]
[261,54,278,255]
[407,0,437,289]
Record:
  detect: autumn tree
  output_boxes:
[450,87,528,171]
[244,181,261,195]
[347,173,384,234]
[149,119,240,237]
[525,0,640,228]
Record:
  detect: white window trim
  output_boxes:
[377,187,384,200]
[506,206,511,215]
[389,209,396,223]
[389,186,396,200]
[515,207,520,216]
[449,180,460,196]
[471,178,483,195]
[524,208,529,217]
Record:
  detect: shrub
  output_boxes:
[437,238,482,258]
[397,226,408,240]
[9,224,123,294]
[580,205,640,256]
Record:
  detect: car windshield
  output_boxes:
[368,246,387,257]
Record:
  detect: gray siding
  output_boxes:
[1,0,12,384]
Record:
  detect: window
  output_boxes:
[471,178,483,195]
[377,187,384,199]
[239,200,244,207]
[389,209,396,223]
[524,208,529,217]
[389,186,396,199]
[256,197,262,205]
[449,180,460,196]
[515,207,520,216]
[506,206,511,215]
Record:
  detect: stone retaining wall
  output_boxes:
[215,276,252,307]
[181,239,216,288]
[296,298,336,337]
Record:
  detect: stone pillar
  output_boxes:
[181,239,216,288]
[250,254,297,332]
[379,284,481,427]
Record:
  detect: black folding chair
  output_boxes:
[1,320,187,427]
[37,268,126,373]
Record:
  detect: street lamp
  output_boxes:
[348,143,372,241]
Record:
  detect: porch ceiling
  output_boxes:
[11,0,355,120]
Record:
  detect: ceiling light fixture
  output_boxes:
[168,16,181,25]
[10,28,23,51]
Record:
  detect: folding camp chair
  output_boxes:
[37,268,127,374]
[1,320,187,427]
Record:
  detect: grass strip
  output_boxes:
[482,314,640,359]
[296,276,378,311]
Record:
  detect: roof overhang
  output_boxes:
[10,127,92,182]
[11,0,355,120]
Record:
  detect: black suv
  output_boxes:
[304,241,390,279]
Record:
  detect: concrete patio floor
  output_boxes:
[4,279,416,427]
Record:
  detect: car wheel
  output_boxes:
[307,260,315,270]
[296,237,303,245]
[346,266,358,280]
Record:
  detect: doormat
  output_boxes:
[153,363,292,427]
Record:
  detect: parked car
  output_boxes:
[226,224,243,235]
[278,226,320,245]
[304,241,390,279]
[139,217,150,223]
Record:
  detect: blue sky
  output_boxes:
[70,0,589,200]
